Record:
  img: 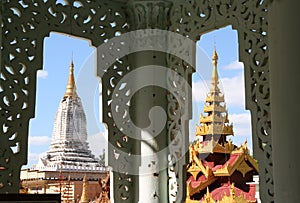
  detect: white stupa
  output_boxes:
[37,61,98,168]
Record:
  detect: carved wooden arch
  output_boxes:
[0,0,128,194]
[0,0,273,202]
[169,0,273,202]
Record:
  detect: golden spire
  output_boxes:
[80,175,89,203]
[64,60,77,98]
[196,45,233,139]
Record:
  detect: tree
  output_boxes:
[98,149,105,166]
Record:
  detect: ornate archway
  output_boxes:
[0,1,273,202]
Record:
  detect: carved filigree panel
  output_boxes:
[166,53,194,203]
[0,0,128,193]
[100,55,135,202]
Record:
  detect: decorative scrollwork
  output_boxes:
[0,0,128,193]
[166,53,194,203]
[101,55,136,202]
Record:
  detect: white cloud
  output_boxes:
[221,73,245,108]
[192,80,209,103]
[37,70,48,79]
[222,60,244,70]
[28,152,40,163]
[22,152,42,168]
[192,73,245,108]
[229,113,251,125]
[228,113,252,145]
[88,131,106,157]
[29,136,52,146]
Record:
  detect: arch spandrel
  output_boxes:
[0,0,273,202]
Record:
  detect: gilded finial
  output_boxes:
[64,60,77,98]
[212,36,218,65]
[70,60,74,68]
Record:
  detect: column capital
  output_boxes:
[126,0,173,30]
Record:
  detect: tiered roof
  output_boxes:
[196,48,233,141]
[186,48,259,203]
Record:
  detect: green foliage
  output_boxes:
[98,149,105,166]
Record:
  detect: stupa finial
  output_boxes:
[64,60,77,98]
[211,43,219,87]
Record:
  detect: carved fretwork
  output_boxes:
[0,0,273,202]
[0,0,128,194]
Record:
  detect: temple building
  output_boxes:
[186,48,259,203]
[20,61,110,203]
[38,60,98,168]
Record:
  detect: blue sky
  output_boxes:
[25,26,252,167]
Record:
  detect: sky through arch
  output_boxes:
[25,26,252,168]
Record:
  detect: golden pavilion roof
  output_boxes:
[196,123,233,136]
[203,104,226,113]
[187,140,258,198]
[186,47,259,203]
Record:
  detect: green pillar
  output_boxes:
[126,1,172,202]
[269,0,300,202]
